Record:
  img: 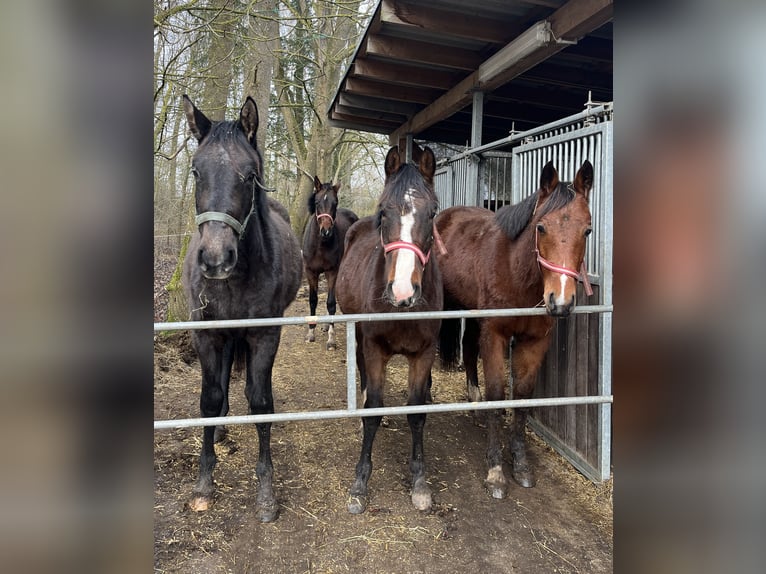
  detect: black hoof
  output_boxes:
[326,342,336,351]
[257,501,279,523]
[348,494,367,514]
[512,466,536,488]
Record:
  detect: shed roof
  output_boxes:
[328,0,613,146]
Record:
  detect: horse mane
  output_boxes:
[380,163,438,212]
[494,182,576,240]
[307,191,317,215]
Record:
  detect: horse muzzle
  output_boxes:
[198,246,237,279]
[386,281,421,308]
[545,292,575,317]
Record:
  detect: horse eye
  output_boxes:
[584,227,592,237]
[191,167,200,179]
[536,223,546,234]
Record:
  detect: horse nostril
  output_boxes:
[226,248,236,266]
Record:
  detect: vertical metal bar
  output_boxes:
[597,120,613,480]
[470,90,484,206]
[405,134,413,163]
[346,320,357,412]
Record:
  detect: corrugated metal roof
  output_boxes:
[328,0,613,146]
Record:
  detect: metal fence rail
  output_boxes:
[154,305,613,431]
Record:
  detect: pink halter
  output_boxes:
[381,223,447,267]
[535,227,593,297]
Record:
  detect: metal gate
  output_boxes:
[433,104,613,481]
[154,105,613,483]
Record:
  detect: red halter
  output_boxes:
[381,224,447,267]
[535,227,594,297]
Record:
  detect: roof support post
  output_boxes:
[468,90,484,206]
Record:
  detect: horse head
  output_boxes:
[183,94,265,280]
[310,176,340,238]
[533,160,593,316]
[377,146,438,308]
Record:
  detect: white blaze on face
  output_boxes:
[556,273,570,306]
[391,190,417,302]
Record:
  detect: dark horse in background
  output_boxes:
[181,95,302,521]
[302,176,359,350]
[436,160,593,499]
[336,146,442,514]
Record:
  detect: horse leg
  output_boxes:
[214,338,235,443]
[508,336,550,488]
[305,271,319,343]
[348,342,387,514]
[189,333,226,511]
[407,351,436,511]
[481,328,510,499]
[325,270,338,350]
[463,319,481,402]
[245,327,282,522]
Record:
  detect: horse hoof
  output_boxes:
[305,335,315,343]
[326,342,336,351]
[411,481,432,511]
[188,495,212,512]
[347,494,367,514]
[484,466,508,499]
[257,501,280,523]
[512,468,536,488]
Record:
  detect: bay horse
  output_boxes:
[436,160,593,499]
[181,95,302,522]
[336,146,442,514]
[302,176,359,350]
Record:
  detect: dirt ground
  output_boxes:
[154,281,613,573]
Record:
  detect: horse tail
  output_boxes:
[438,317,462,370]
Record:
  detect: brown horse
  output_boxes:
[436,160,593,499]
[302,176,358,349]
[336,146,442,514]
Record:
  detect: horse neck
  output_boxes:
[495,223,543,304]
[239,208,271,267]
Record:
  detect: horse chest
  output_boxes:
[194,277,271,320]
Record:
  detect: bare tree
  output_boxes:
[153,0,387,322]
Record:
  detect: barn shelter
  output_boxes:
[329,0,614,482]
[328,0,613,147]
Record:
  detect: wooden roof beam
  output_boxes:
[388,0,613,145]
[352,59,461,91]
[380,0,514,44]
[366,34,483,71]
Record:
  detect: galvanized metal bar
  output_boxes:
[154,394,613,431]
[446,104,611,161]
[346,319,357,412]
[154,305,613,332]
[597,119,614,481]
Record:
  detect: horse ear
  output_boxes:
[239,96,259,146]
[574,160,594,200]
[539,161,559,198]
[313,176,322,193]
[411,143,423,164]
[182,94,212,142]
[418,146,436,183]
[384,146,402,178]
